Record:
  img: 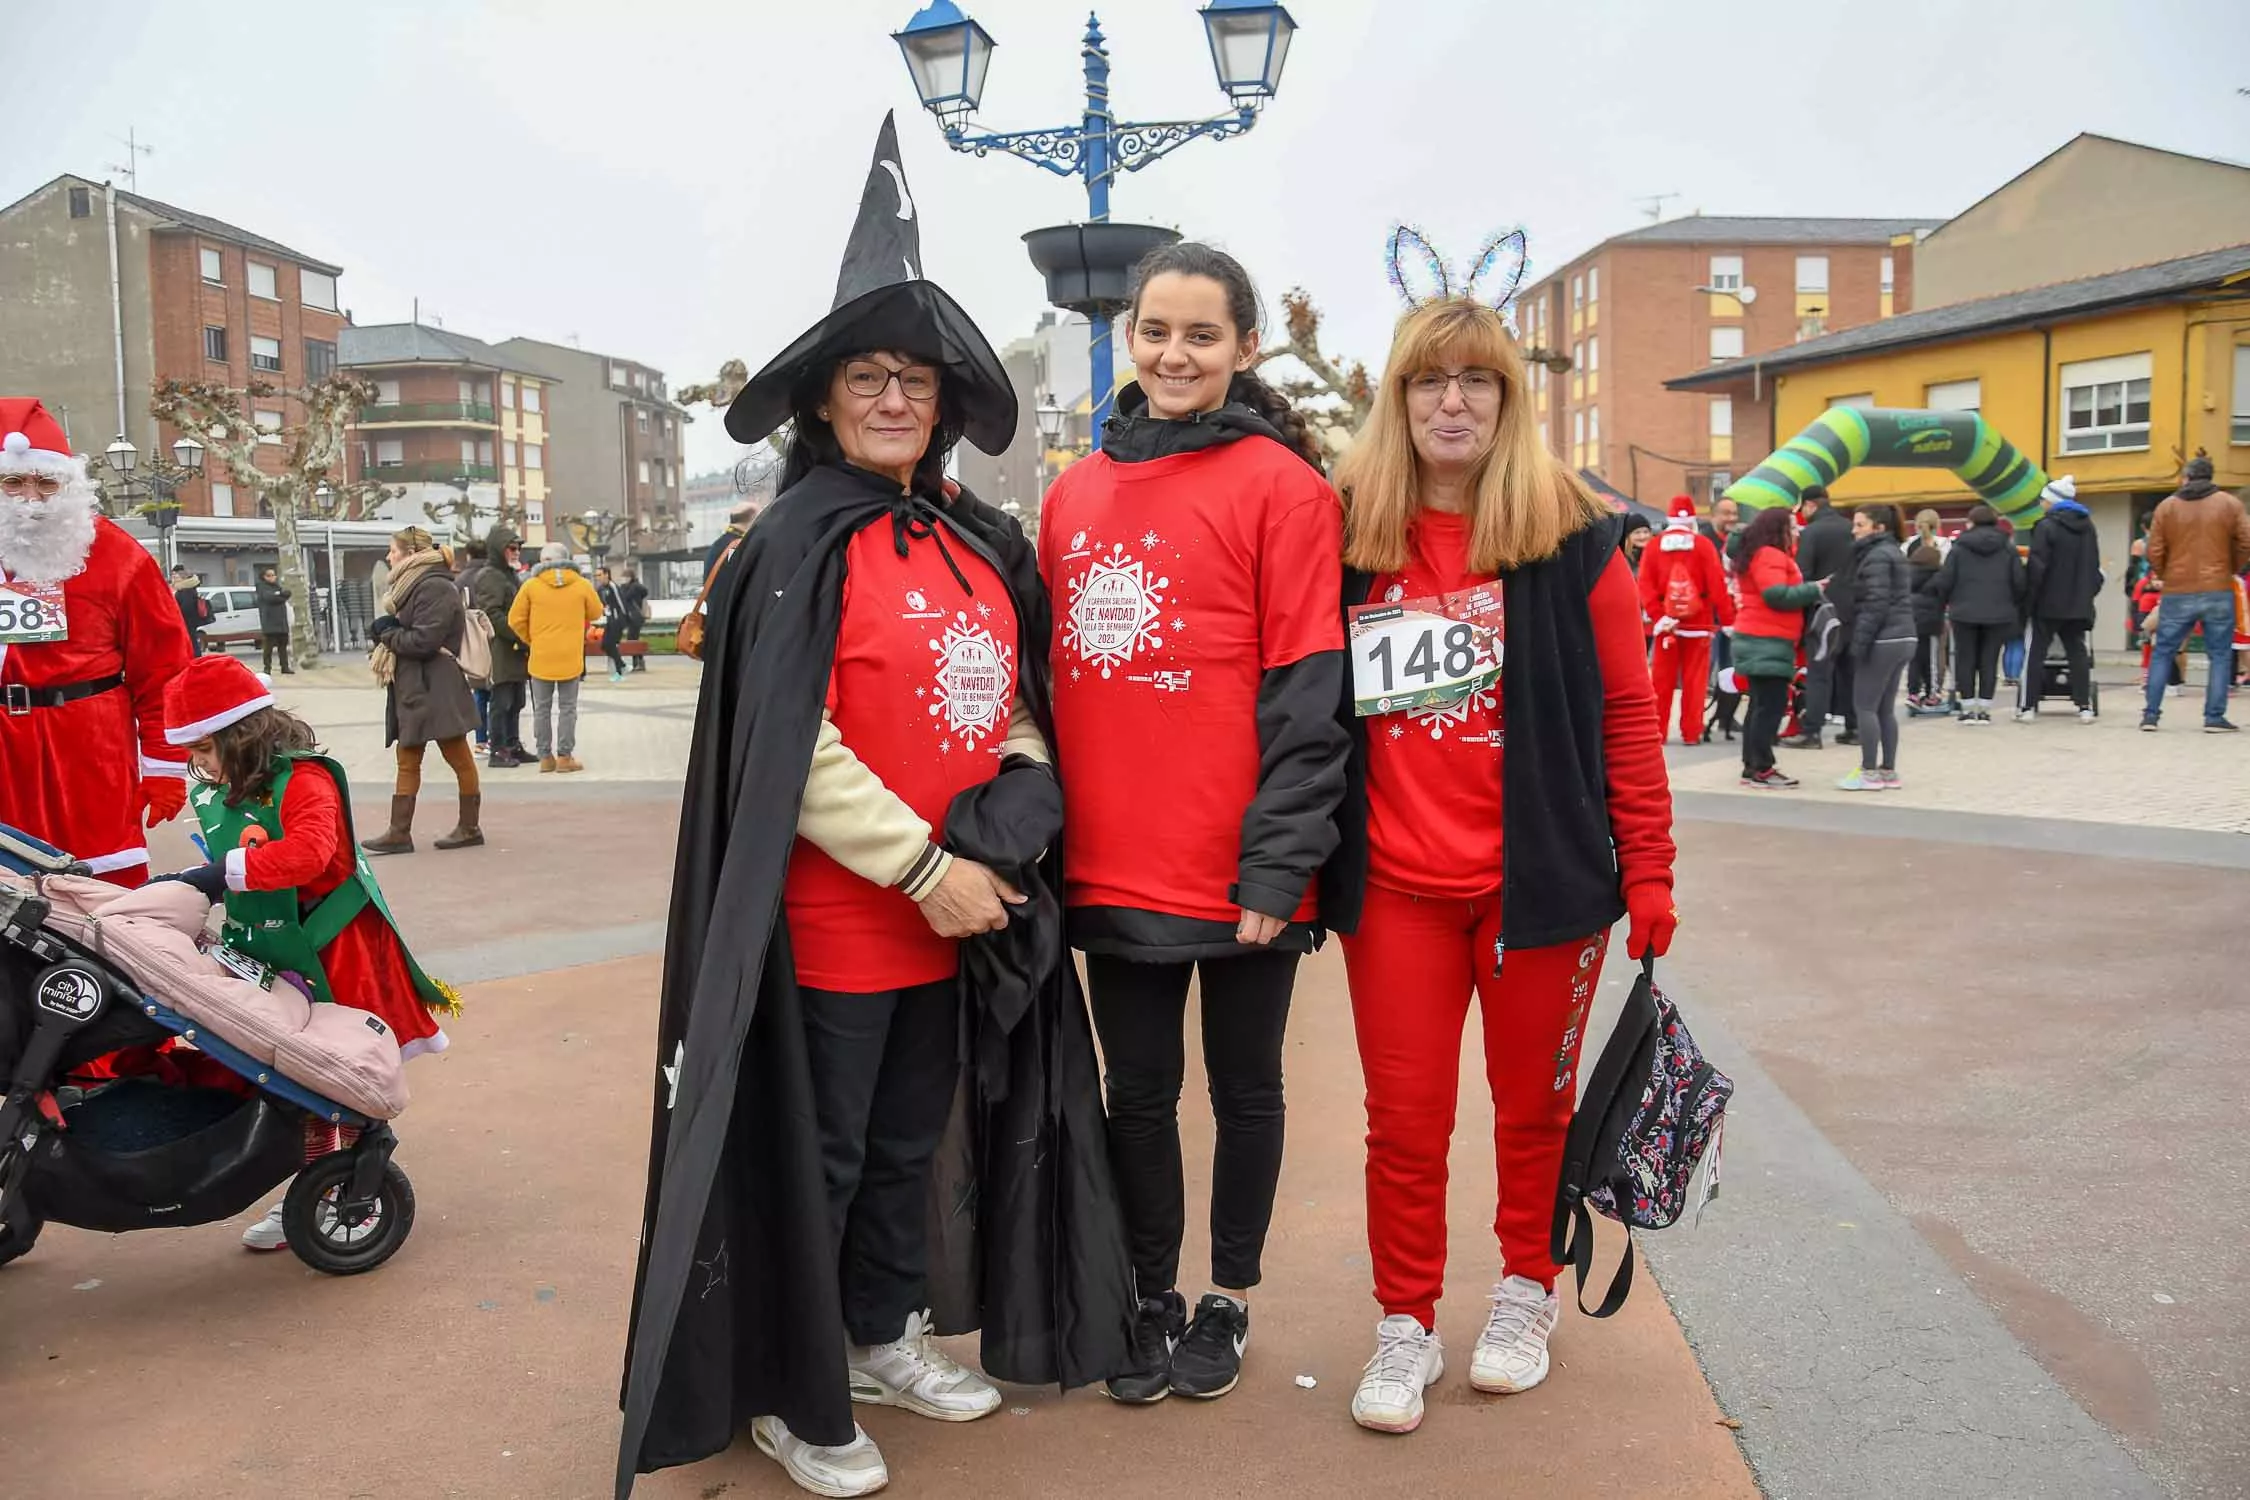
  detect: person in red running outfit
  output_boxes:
[1320,295,1676,1436]
[1638,494,1734,743]
[1041,242,1348,1406]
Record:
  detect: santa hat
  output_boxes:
[164,655,276,744]
[1665,493,1698,529]
[0,398,82,479]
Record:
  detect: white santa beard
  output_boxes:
[0,481,101,584]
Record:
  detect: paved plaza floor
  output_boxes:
[3,649,2243,1497]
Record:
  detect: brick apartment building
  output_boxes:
[1517,216,1937,509]
[491,339,689,555]
[0,173,347,520]
[338,324,560,542]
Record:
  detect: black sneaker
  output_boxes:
[2207,718,2240,733]
[2140,715,2160,733]
[1169,1294,1250,1399]
[1835,730,1860,747]
[1780,733,1823,750]
[1105,1291,1187,1404]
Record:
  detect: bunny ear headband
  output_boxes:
[1385,226,1532,333]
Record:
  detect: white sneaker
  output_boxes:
[1470,1276,1560,1394]
[751,1416,888,1498]
[241,1203,288,1252]
[1351,1314,1444,1434]
[848,1309,1002,1421]
[2080,708,2097,723]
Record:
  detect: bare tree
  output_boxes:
[150,375,397,669]
[676,359,750,412]
[1256,288,1374,459]
[422,485,525,546]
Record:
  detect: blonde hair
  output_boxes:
[390,525,436,555]
[1337,299,1608,574]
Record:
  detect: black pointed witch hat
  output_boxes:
[725,112,1016,455]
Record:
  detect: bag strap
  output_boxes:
[692,536,743,614]
[1562,1195,1636,1319]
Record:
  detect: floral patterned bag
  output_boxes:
[1550,956,1732,1317]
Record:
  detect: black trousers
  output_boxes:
[486,679,526,753]
[1802,647,1855,736]
[1741,675,1790,775]
[260,630,292,673]
[1952,622,2007,703]
[800,977,962,1346]
[1086,948,1297,1294]
[625,617,647,669]
[601,623,626,674]
[2028,618,2092,709]
[1909,626,1942,698]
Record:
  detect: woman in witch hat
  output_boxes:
[616,115,1131,1500]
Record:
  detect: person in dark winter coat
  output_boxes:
[172,567,211,656]
[253,565,292,674]
[2023,476,2102,719]
[1907,527,1947,706]
[1787,486,1857,748]
[363,526,483,853]
[1932,505,2025,722]
[471,526,533,766]
[618,565,651,672]
[1838,505,1916,789]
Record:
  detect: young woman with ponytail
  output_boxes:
[1039,242,1347,1406]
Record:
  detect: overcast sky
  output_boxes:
[17,0,2249,478]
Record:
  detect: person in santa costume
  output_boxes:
[1636,494,1734,744]
[153,651,458,1249]
[0,397,193,882]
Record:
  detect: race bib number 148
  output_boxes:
[1349,585,1503,717]
[0,579,67,644]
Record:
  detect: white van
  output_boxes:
[197,584,287,650]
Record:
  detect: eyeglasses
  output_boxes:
[0,474,64,497]
[841,361,941,402]
[1406,368,1503,402]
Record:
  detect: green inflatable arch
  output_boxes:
[1722,407,2050,528]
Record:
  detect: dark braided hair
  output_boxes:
[1126,241,1326,474]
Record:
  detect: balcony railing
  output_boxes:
[357,401,498,425]
[370,461,499,483]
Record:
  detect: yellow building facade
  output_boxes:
[1673,247,2250,634]
[497,370,553,543]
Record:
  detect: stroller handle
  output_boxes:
[0,824,91,878]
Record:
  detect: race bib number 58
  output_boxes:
[1349,585,1503,716]
[0,579,68,644]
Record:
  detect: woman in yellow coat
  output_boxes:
[506,542,604,772]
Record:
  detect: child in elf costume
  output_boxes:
[154,654,459,1249]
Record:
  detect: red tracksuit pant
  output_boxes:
[1647,629,1713,744]
[1340,882,1609,1327]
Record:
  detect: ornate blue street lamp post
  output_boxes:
[894,1,1298,448]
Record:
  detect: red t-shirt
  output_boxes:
[1040,436,1343,924]
[1363,524,1674,904]
[785,522,1019,992]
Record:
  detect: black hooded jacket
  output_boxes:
[1933,521,2026,627]
[2026,505,2102,623]
[1061,385,1349,959]
[615,461,1130,1495]
[1797,502,1858,626]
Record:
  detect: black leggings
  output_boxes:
[1741,675,1791,775]
[1952,622,2007,704]
[1910,626,1942,698]
[1086,948,1298,1294]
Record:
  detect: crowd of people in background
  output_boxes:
[1632,451,2249,791]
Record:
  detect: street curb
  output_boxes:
[1674,790,2250,868]
[1629,956,2161,1500]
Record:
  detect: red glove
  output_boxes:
[1624,882,1677,960]
[143,776,188,828]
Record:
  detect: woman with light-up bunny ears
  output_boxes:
[1316,229,1677,1435]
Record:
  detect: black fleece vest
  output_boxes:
[1323,516,1625,950]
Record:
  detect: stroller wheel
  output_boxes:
[283,1151,416,1276]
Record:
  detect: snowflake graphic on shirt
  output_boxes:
[926,611,1015,749]
[1407,683,1498,741]
[1062,543,1169,678]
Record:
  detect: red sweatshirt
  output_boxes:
[1364,516,1674,904]
[1040,435,1343,924]
[1636,524,1735,634]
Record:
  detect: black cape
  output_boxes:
[616,460,1132,1495]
